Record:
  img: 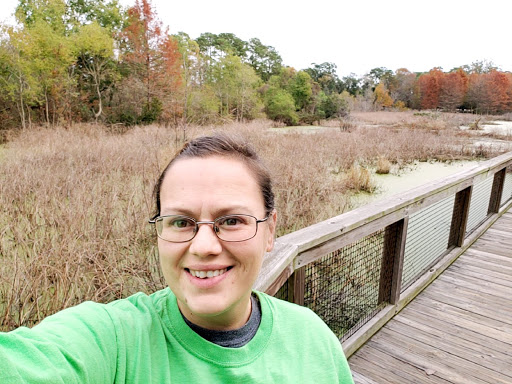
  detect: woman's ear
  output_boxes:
[265,210,277,252]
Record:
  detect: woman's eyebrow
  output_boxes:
[160,207,195,216]
[160,205,253,217]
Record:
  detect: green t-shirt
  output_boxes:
[0,288,354,383]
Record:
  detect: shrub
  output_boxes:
[376,156,392,174]
[343,163,376,192]
[264,88,298,126]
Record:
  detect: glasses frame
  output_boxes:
[149,213,270,243]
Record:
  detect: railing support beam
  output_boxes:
[448,185,473,247]
[488,168,506,214]
[288,267,305,306]
[378,217,408,305]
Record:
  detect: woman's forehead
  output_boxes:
[164,156,257,183]
[160,156,263,205]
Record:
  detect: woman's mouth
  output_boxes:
[186,267,233,279]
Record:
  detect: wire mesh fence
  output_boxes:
[501,166,512,207]
[300,226,398,341]
[401,194,455,291]
[465,175,494,235]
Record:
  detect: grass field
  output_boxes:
[1,112,510,331]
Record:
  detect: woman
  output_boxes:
[0,134,354,383]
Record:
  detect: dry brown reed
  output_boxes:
[375,157,392,174]
[0,114,506,331]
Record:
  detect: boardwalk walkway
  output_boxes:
[348,210,512,384]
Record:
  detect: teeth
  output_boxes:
[189,268,228,279]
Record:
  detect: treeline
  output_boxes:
[1,0,511,130]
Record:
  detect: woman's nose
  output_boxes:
[188,223,223,257]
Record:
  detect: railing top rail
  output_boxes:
[255,151,512,292]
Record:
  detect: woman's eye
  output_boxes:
[224,218,239,226]
[169,218,193,228]
[219,216,246,226]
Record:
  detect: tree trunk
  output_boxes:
[18,79,26,130]
[44,90,50,126]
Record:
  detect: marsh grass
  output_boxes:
[0,114,506,331]
[375,157,392,174]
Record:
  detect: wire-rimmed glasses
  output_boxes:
[149,214,269,243]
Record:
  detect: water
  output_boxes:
[350,160,480,207]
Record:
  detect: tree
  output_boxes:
[210,55,261,121]
[67,0,125,33]
[264,87,298,126]
[391,68,416,108]
[438,69,467,111]
[0,26,39,129]
[318,91,350,119]
[74,22,116,121]
[374,82,393,109]
[460,60,498,74]
[13,20,74,125]
[417,68,443,109]
[304,62,342,94]
[341,74,361,96]
[120,0,182,124]
[247,38,282,82]
[360,67,394,94]
[466,71,510,114]
[15,0,67,34]
[173,32,202,125]
[288,71,313,111]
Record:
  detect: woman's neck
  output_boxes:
[177,292,252,331]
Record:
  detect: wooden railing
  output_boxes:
[254,151,512,357]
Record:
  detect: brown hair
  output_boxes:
[153,133,275,218]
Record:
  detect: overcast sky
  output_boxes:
[2,0,511,77]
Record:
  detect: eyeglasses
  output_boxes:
[149,214,269,243]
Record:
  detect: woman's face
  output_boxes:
[157,156,276,330]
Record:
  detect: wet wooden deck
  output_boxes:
[348,210,512,384]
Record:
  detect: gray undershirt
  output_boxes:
[182,294,262,348]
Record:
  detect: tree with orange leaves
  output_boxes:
[119,0,182,123]
[467,71,511,114]
[417,68,443,109]
[439,68,468,111]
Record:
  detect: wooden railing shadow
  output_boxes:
[254,151,512,357]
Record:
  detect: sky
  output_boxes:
[2,0,511,77]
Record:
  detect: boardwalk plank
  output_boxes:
[368,333,494,384]
[448,263,512,288]
[351,371,381,384]
[392,314,512,367]
[377,327,512,383]
[351,344,452,384]
[411,295,511,332]
[404,299,512,344]
[457,253,512,274]
[434,272,511,301]
[396,305,512,357]
[421,285,512,326]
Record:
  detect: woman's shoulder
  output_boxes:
[103,288,173,326]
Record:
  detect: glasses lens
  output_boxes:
[215,215,257,242]
[157,216,196,242]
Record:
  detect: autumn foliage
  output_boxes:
[0,0,511,131]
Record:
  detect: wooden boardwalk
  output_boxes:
[348,210,512,384]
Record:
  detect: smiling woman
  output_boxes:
[0,134,354,383]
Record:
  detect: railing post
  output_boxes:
[378,217,408,305]
[288,267,305,306]
[448,185,473,247]
[488,168,506,214]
